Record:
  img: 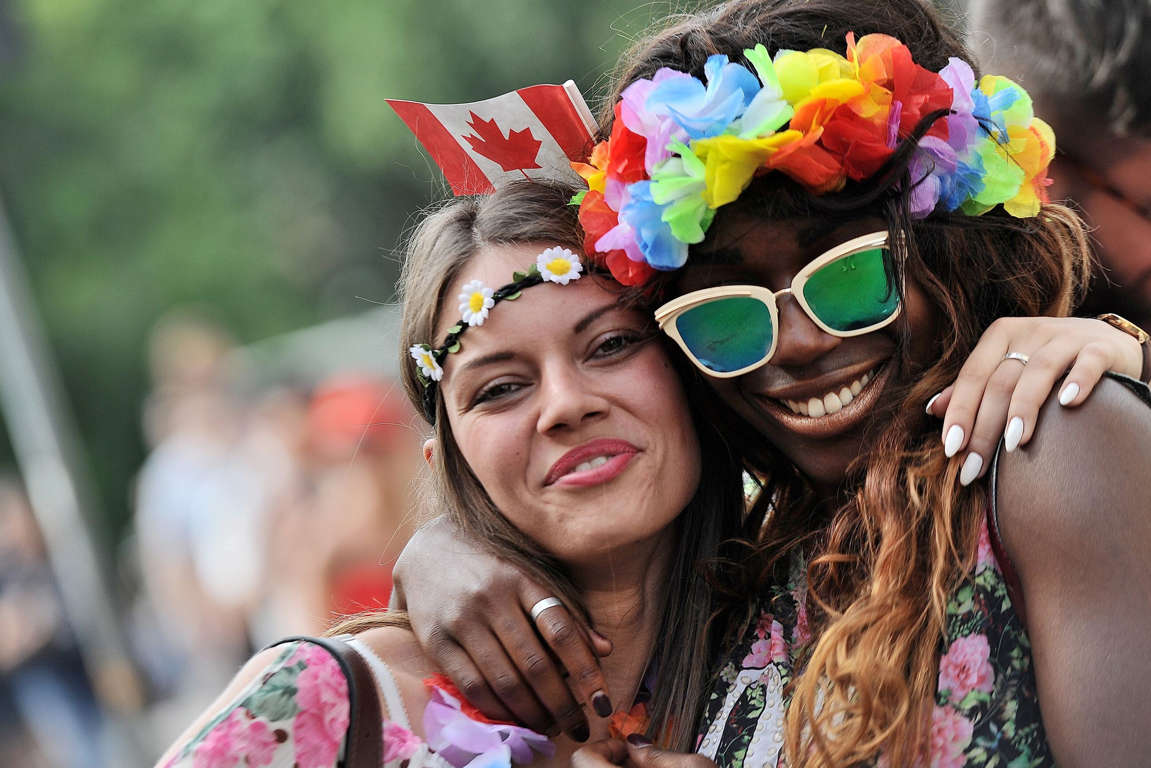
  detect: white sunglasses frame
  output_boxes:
[653,231,902,379]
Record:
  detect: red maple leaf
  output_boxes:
[462,112,542,174]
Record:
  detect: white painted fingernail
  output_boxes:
[1004,417,1024,453]
[944,424,964,457]
[959,452,984,486]
[1058,381,1079,406]
[925,392,942,415]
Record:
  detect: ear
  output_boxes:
[422,438,437,466]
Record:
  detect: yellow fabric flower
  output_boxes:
[691,130,805,208]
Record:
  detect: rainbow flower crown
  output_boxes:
[573,33,1055,286]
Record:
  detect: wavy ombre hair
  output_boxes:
[604,1,1092,765]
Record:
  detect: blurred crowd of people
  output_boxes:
[2,311,425,765]
[130,313,423,754]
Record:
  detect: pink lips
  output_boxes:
[544,438,639,488]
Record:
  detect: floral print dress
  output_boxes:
[696,517,1052,768]
[161,636,554,768]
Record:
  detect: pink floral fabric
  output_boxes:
[163,640,553,768]
[698,516,1052,767]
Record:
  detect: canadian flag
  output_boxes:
[388,81,598,196]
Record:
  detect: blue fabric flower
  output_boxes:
[616,182,689,270]
[648,55,761,140]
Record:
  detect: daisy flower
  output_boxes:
[457,280,494,326]
[409,344,443,382]
[536,247,583,285]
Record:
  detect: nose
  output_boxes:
[535,360,608,435]
[769,293,841,368]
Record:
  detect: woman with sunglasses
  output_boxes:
[394,0,1151,766]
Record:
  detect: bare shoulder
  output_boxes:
[996,376,1151,573]
[993,377,1151,764]
[353,625,439,715]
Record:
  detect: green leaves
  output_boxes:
[240,662,304,722]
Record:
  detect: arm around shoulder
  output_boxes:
[995,376,1151,767]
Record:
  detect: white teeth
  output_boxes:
[572,455,611,473]
[777,368,878,418]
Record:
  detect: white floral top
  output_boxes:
[161,636,553,768]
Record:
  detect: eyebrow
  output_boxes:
[455,301,622,373]
[574,301,623,333]
[458,351,516,373]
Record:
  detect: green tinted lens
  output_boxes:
[802,246,899,332]
[674,296,773,374]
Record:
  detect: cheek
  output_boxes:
[450,415,529,508]
[633,353,703,498]
[901,278,941,365]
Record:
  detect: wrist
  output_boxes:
[1095,313,1151,383]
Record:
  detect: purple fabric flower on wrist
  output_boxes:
[423,684,554,768]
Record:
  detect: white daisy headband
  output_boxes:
[410,246,584,421]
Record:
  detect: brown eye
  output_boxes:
[472,381,524,406]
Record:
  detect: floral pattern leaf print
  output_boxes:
[696,517,1053,768]
[162,641,351,768]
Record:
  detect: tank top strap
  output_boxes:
[988,441,1029,628]
[339,635,414,731]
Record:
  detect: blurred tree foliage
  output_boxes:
[0,0,668,540]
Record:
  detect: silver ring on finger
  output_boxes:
[529,597,564,622]
[1002,351,1029,366]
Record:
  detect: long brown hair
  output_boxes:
[336,180,746,750]
[604,1,1092,765]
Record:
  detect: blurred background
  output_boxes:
[0,0,1146,765]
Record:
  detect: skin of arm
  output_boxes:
[996,377,1151,766]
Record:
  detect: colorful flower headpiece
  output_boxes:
[573,33,1056,286]
[410,247,584,421]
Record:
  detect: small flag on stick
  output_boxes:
[388,81,597,195]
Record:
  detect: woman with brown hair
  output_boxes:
[156,180,750,767]
[393,1,1151,766]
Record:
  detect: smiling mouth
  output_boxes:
[778,368,876,418]
[754,361,894,437]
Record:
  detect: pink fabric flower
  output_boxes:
[292,644,350,768]
[976,519,996,571]
[383,720,424,763]
[742,637,772,668]
[792,588,811,647]
[191,710,278,768]
[929,705,974,768]
[242,720,279,767]
[192,710,245,768]
[768,619,788,663]
[939,633,995,705]
[742,618,789,667]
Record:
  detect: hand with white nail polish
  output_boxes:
[1058,382,1080,406]
[1004,417,1024,453]
[959,452,984,486]
[944,424,965,458]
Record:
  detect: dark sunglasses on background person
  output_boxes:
[654,231,901,378]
